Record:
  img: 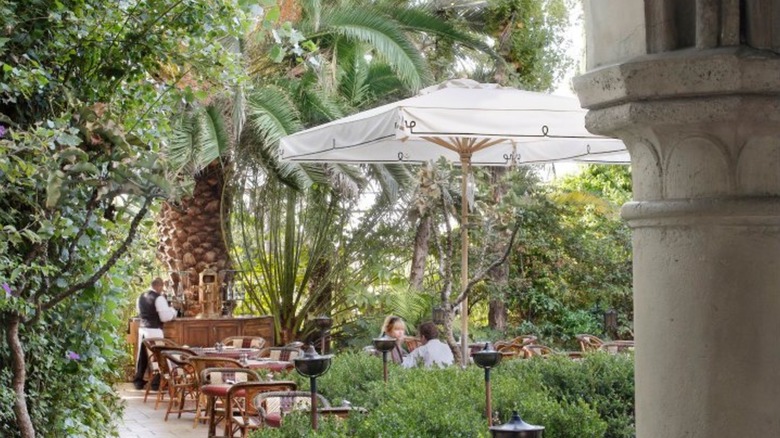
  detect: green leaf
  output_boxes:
[265,6,281,23]
[269,45,285,63]
[46,171,64,208]
[57,132,82,147]
[66,162,99,174]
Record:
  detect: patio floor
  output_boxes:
[116,383,202,438]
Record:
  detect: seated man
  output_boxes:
[402,322,454,369]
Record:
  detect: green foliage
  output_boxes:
[492,165,633,344]
[484,0,575,91]
[251,352,633,437]
[0,0,249,435]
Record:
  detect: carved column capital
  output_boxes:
[574,47,780,203]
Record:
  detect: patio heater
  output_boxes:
[313,315,333,354]
[489,411,544,437]
[293,345,333,430]
[372,334,397,383]
[472,342,502,426]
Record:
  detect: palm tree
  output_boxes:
[158,0,498,329]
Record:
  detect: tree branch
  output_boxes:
[34,197,153,317]
[453,220,521,308]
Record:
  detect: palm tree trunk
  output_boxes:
[157,163,231,314]
[7,314,35,438]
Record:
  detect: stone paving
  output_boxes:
[116,383,203,438]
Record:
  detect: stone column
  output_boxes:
[576,1,780,436]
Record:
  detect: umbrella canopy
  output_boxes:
[280,79,628,166]
[279,79,628,365]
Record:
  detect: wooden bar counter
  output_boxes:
[128,315,274,359]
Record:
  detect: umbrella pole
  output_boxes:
[460,156,470,367]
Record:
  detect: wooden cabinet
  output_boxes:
[128,316,275,360]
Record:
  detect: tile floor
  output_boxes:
[116,383,203,438]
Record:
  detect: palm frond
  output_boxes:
[318,8,431,91]
[368,163,416,203]
[167,104,230,176]
[246,85,304,146]
[389,5,498,61]
[301,85,346,124]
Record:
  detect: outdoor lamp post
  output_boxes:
[372,334,397,383]
[313,316,333,354]
[472,342,502,426]
[489,411,544,437]
[293,345,333,430]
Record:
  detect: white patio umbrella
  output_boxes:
[280,79,628,365]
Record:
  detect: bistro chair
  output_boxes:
[221,336,267,350]
[159,350,198,421]
[575,334,605,352]
[494,335,537,351]
[403,336,421,353]
[283,341,304,349]
[600,340,635,354]
[255,390,331,428]
[261,347,303,362]
[199,367,261,438]
[226,381,298,437]
[522,344,554,358]
[141,337,179,403]
[150,345,196,410]
[188,356,244,427]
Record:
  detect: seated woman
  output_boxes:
[402,322,454,369]
[381,315,407,364]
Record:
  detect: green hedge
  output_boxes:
[251,352,634,437]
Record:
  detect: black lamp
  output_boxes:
[472,342,502,426]
[432,305,447,325]
[293,345,333,430]
[489,411,544,437]
[372,334,397,383]
[313,316,333,354]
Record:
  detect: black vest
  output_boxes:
[138,290,163,329]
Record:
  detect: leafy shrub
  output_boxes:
[0,282,129,437]
[251,352,632,437]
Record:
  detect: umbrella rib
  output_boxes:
[422,136,461,153]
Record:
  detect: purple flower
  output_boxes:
[66,351,81,361]
[0,125,6,138]
[2,283,11,298]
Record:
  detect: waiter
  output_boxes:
[132,277,177,390]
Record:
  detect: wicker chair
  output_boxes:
[159,349,198,421]
[141,337,179,403]
[403,336,421,353]
[522,344,554,358]
[575,334,605,352]
[260,347,303,362]
[151,345,196,411]
[226,381,298,437]
[283,341,304,349]
[198,367,261,438]
[255,390,331,428]
[188,356,244,428]
[221,336,267,350]
[600,340,635,354]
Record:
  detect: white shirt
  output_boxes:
[402,339,454,369]
[154,295,177,323]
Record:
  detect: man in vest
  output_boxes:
[132,277,177,390]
